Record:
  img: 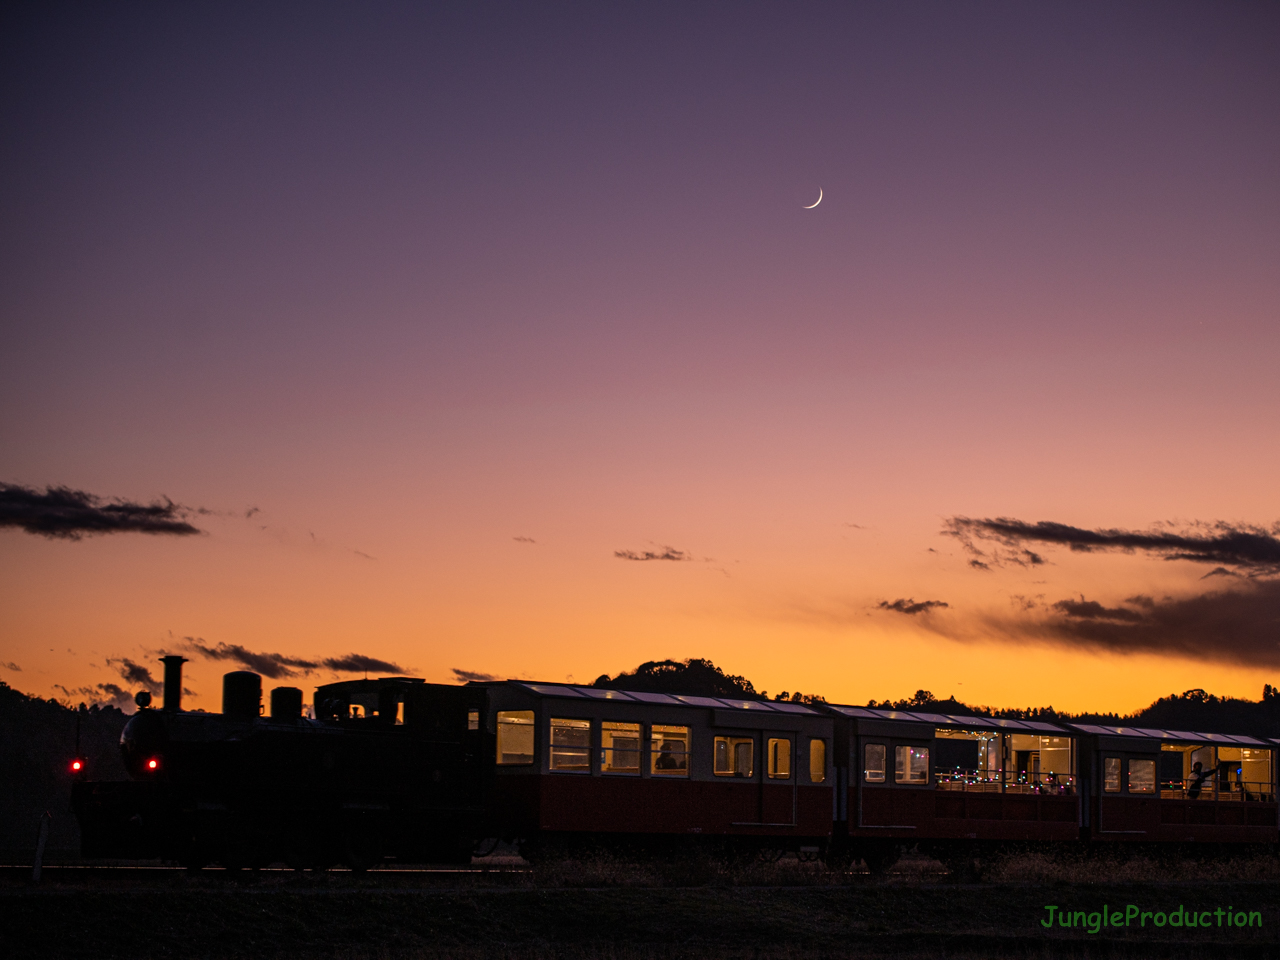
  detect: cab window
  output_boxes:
[767,738,791,779]
[496,710,534,765]
[549,718,591,772]
[809,739,826,783]
[864,743,886,783]
[714,736,754,777]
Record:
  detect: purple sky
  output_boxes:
[3,2,1279,711]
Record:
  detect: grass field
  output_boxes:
[4,853,1279,960]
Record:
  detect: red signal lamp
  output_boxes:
[147,758,159,770]
[71,759,83,773]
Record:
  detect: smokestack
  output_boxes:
[160,656,187,712]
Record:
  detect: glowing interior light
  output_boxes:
[147,759,158,769]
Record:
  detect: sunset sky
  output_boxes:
[3,2,1279,715]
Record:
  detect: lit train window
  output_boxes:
[467,709,479,731]
[809,739,826,783]
[767,738,791,779]
[1128,759,1155,794]
[1103,757,1121,792]
[550,718,591,772]
[864,743,886,783]
[651,725,689,776]
[496,710,535,765]
[601,721,641,774]
[895,745,929,784]
[714,736,754,778]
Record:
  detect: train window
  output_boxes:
[864,743,886,783]
[1128,759,1155,794]
[714,736,754,777]
[895,745,929,784]
[601,721,641,774]
[1103,757,1121,792]
[496,711,535,765]
[809,739,826,783]
[767,738,791,779]
[652,725,690,776]
[467,709,479,731]
[550,718,591,772]
[1241,749,1272,799]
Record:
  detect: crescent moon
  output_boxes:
[803,188,822,209]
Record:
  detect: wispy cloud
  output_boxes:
[3,662,20,672]
[615,545,690,561]
[453,668,498,682]
[944,516,1280,575]
[0,483,202,539]
[878,598,949,615]
[513,536,536,544]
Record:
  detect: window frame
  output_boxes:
[809,738,827,783]
[1103,756,1121,793]
[767,737,792,780]
[894,744,930,785]
[548,717,592,774]
[496,710,536,766]
[650,724,690,777]
[599,720,642,775]
[1128,757,1156,794]
[864,742,887,783]
[714,735,756,778]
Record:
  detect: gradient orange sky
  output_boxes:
[3,2,1279,714]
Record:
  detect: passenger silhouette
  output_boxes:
[1187,760,1210,799]
[655,741,681,770]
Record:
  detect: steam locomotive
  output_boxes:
[72,657,1280,872]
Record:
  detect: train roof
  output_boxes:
[826,704,1068,732]
[825,704,1274,745]
[503,681,822,715]
[1065,723,1271,746]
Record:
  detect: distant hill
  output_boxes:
[0,682,129,856]
[867,685,1280,738]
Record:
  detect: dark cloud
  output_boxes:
[3,662,20,671]
[981,580,1280,669]
[320,653,407,674]
[107,657,163,694]
[185,640,407,678]
[453,668,498,682]
[0,483,202,539]
[878,598,950,615]
[615,546,690,561]
[1201,566,1242,580]
[1051,598,1146,623]
[944,516,1280,574]
[513,536,536,544]
[186,639,319,679]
